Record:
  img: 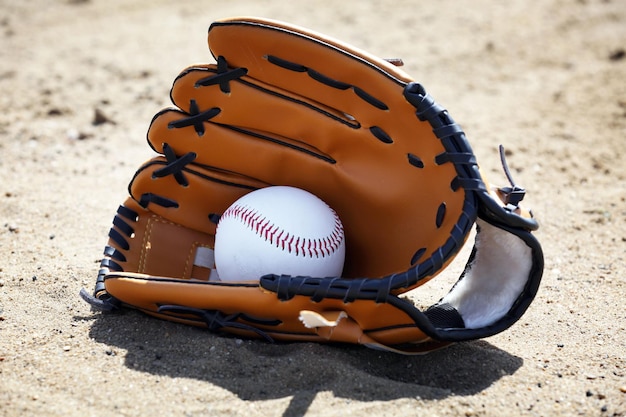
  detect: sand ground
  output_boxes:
[1,0,625,416]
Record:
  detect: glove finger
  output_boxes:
[161,66,455,202]
[147,107,338,182]
[168,64,381,157]
[163,19,456,200]
[207,17,414,126]
[128,156,269,235]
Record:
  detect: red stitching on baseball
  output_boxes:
[221,203,344,258]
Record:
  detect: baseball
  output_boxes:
[214,186,346,282]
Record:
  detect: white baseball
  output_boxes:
[214,186,346,282]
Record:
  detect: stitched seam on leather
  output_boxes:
[184,241,208,278]
[139,217,155,274]
[221,204,343,258]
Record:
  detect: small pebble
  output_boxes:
[609,48,625,61]
[92,108,115,125]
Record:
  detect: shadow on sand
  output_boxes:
[83,309,522,415]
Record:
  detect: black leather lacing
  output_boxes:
[407,154,424,168]
[168,99,221,137]
[267,54,389,110]
[498,144,526,211]
[435,203,447,228]
[266,55,390,135]
[157,305,276,342]
[269,274,395,304]
[80,204,141,311]
[152,143,196,187]
[369,126,393,143]
[103,204,139,273]
[434,152,477,165]
[165,56,249,139]
[138,193,179,209]
[195,55,248,93]
[410,247,427,265]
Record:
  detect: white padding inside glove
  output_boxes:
[441,218,532,329]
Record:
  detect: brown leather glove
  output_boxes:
[81,17,543,354]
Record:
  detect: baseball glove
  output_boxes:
[80,17,543,354]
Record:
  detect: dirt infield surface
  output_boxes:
[1,1,624,416]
